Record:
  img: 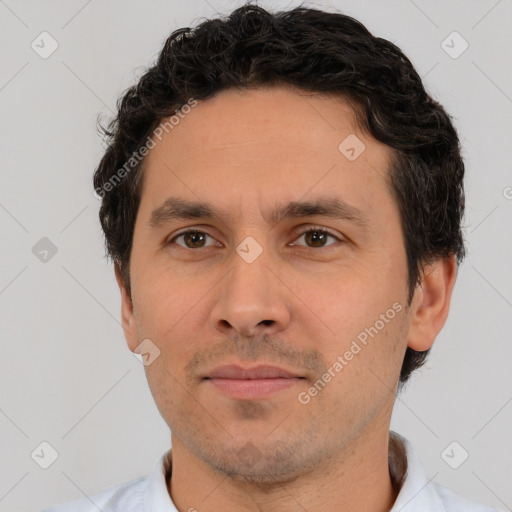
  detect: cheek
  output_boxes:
[291,258,402,334]
[133,276,198,409]
[313,305,408,422]
[131,256,208,326]
[291,259,408,380]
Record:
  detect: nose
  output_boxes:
[210,250,291,338]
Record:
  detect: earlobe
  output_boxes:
[407,255,458,352]
[114,264,139,353]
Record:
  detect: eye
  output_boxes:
[291,227,342,248]
[169,230,220,249]
[168,227,342,251]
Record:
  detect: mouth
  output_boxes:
[203,364,306,399]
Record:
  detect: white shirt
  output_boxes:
[40,432,503,512]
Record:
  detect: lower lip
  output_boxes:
[206,377,302,399]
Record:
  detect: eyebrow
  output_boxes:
[149,196,370,230]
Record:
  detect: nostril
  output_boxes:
[259,320,274,326]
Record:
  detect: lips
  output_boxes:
[205,364,302,380]
[203,364,304,399]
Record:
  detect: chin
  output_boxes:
[196,438,322,485]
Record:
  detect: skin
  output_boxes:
[116,85,457,512]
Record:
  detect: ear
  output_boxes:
[115,264,139,353]
[407,255,458,352]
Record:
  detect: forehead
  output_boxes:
[164,85,364,155]
[138,85,395,223]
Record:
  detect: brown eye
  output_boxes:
[171,230,217,249]
[293,228,340,248]
[305,230,329,247]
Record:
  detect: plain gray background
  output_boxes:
[0,1,511,511]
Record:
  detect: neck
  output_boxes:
[167,427,403,512]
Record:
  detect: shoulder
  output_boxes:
[432,481,506,512]
[39,475,148,512]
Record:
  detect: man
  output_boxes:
[42,3,502,511]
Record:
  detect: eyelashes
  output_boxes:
[168,226,343,250]
[291,227,341,249]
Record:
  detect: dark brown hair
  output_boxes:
[93,3,465,387]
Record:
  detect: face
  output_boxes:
[122,85,416,483]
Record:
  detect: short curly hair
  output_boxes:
[93,3,465,387]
